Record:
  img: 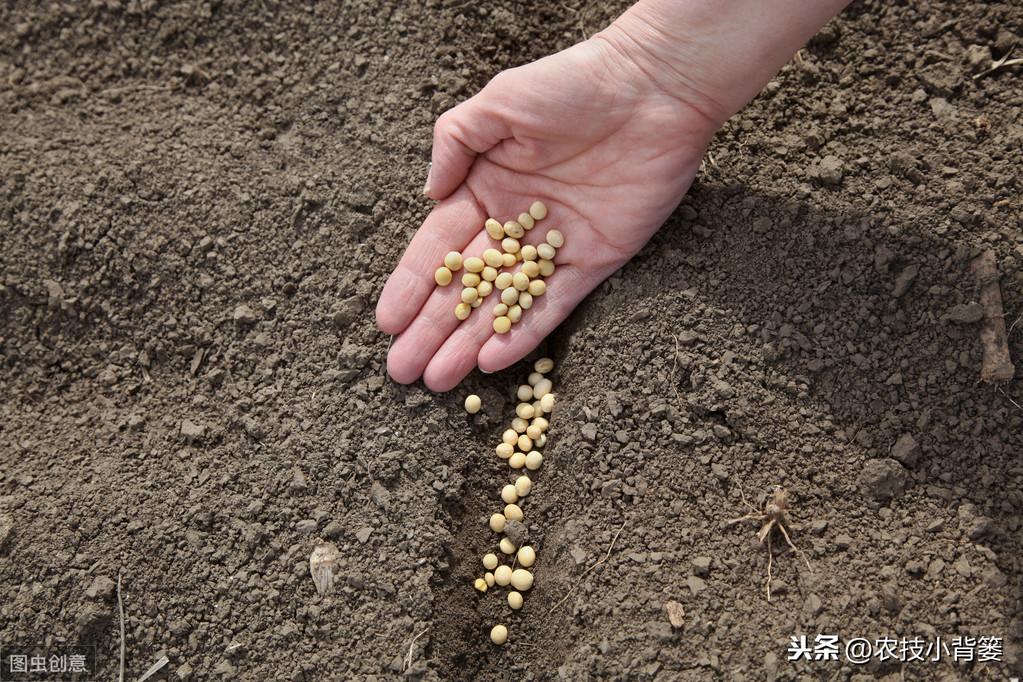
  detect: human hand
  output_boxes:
[376,33,722,391]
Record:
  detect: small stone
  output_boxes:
[323,521,344,539]
[835,534,854,550]
[664,600,685,628]
[569,546,587,565]
[859,458,908,501]
[580,423,598,442]
[803,593,823,616]
[890,433,920,467]
[355,527,373,543]
[692,556,712,577]
[503,520,529,548]
[816,155,845,186]
[180,419,206,442]
[768,579,787,596]
[686,576,707,594]
[809,519,828,536]
[232,304,258,325]
[85,575,116,601]
[952,555,972,578]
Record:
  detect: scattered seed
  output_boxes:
[490,624,508,645]
[528,279,546,297]
[516,384,534,401]
[455,303,471,320]
[521,261,540,278]
[465,257,485,273]
[537,243,556,260]
[512,272,529,291]
[496,443,514,459]
[500,537,517,554]
[494,316,512,334]
[494,565,512,586]
[527,372,543,386]
[535,433,547,448]
[502,253,517,267]
[485,219,505,240]
[478,281,493,297]
[514,475,532,497]
[540,393,555,413]
[495,272,514,290]
[516,402,535,419]
[538,259,555,277]
[516,546,536,568]
[518,212,535,230]
[518,292,534,310]
[493,303,509,317]
[465,394,482,414]
[510,568,534,591]
[482,266,498,282]
[474,578,488,593]
[445,251,463,271]
[520,244,538,261]
[508,591,524,610]
[509,451,526,469]
[517,434,533,452]
[462,272,481,287]
[483,553,499,570]
[489,513,507,532]
[531,417,549,432]
[500,287,519,306]
[529,201,548,220]
[501,484,519,504]
[504,504,524,521]
[532,378,552,399]
[484,572,495,587]
[504,221,525,238]
[508,305,522,323]
[526,424,542,440]
[534,358,554,373]
[461,287,479,304]
[471,297,483,308]
[525,451,543,470]
[502,237,520,254]
[483,248,504,268]
[511,417,528,433]
[435,267,453,286]
[546,229,565,248]
[502,429,518,445]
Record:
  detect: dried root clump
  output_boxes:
[729,485,812,601]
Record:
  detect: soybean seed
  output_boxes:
[482,266,498,282]
[537,243,556,260]
[535,433,547,448]
[474,578,488,593]
[504,503,524,521]
[435,267,453,286]
[507,305,522,323]
[464,257,485,273]
[525,451,543,470]
[490,624,508,645]
[540,393,555,413]
[528,372,543,386]
[526,424,542,440]
[485,218,505,240]
[528,279,546,297]
[511,417,528,433]
[494,564,512,586]
[517,434,533,452]
[495,272,514,290]
[517,546,536,568]
[531,417,549,433]
[478,281,493,297]
[493,303,509,317]
[500,537,517,554]
[517,384,534,401]
[514,475,532,497]
[501,484,518,504]
[465,394,482,414]
[490,513,507,532]
[455,303,472,321]
[518,292,533,310]
[532,399,543,415]
[529,201,548,220]
[483,553,499,570]
[462,272,481,287]
[516,402,535,419]
[502,252,517,267]
[508,451,526,469]
[461,287,478,304]
[512,272,529,291]
[504,221,525,239]
[518,212,535,230]
[533,378,552,399]
[483,248,504,268]
[508,591,523,610]
[502,429,518,446]
[496,443,513,459]
[535,357,554,373]
[501,237,520,254]
[445,251,463,270]
[485,572,495,587]
[510,568,534,591]
[520,244,538,261]
[521,261,540,278]
[493,316,512,334]
[546,229,565,248]
[471,298,483,308]
[538,259,555,277]
[500,287,519,306]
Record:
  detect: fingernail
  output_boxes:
[480,366,492,374]
[422,162,433,197]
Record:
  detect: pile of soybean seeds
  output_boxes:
[433,201,564,334]
[471,357,556,645]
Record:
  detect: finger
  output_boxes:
[425,88,511,201]
[477,263,601,373]
[421,284,500,392]
[386,229,496,384]
[376,186,485,335]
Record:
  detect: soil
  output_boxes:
[1,0,1022,680]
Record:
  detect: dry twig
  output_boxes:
[117,573,126,682]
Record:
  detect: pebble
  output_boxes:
[859,457,908,501]
[85,575,116,601]
[890,433,920,467]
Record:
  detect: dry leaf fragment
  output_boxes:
[664,600,685,628]
[309,541,340,595]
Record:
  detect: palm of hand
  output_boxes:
[377,39,717,391]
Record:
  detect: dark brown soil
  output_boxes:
[2,0,1021,680]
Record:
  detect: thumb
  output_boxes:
[425,84,510,200]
